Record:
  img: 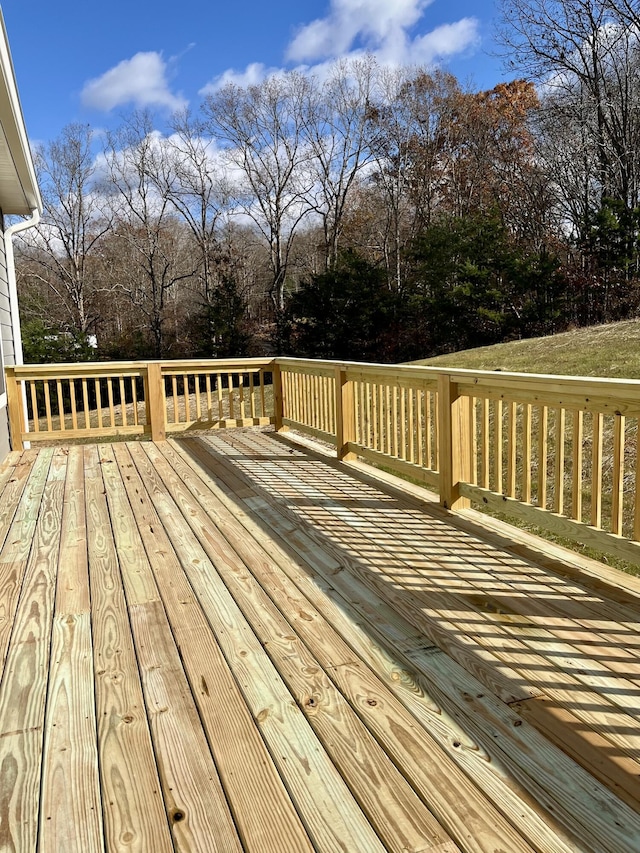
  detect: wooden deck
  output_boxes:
[1,428,640,852]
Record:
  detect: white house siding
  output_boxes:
[0,222,12,458]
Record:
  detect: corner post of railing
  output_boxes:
[144,362,166,441]
[5,367,24,451]
[335,364,356,461]
[437,373,471,511]
[272,360,287,432]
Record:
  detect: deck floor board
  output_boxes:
[1,428,640,852]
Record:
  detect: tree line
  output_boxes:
[16,0,640,364]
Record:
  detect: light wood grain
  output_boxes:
[0,450,66,853]
[85,445,174,853]
[115,443,314,853]
[142,441,460,853]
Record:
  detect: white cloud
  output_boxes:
[284,0,478,66]
[81,52,187,112]
[204,0,480,94]
[199,62,284,95]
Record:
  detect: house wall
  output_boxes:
[0,214,12,459]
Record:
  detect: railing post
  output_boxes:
[437,373,471,511]
[272,361,287,432]
[144,362,166,441]
[5,367,24,451]
[335,365,356,461]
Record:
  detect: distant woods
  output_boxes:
[16,6,640,363]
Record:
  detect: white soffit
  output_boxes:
[0,9,41,216]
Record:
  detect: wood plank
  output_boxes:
[0,449,67,853]
[118,442,387,853]
[512,695,640,811]
[131,599,244,852]
[38,446,103,853]
[254,431,640,758]
[113,443,315,853]
[138,442,462,853]
[0,449,54,679]
[98,445,243,853]
[0,449,36,553]
[84,445,174,853]
[197,433,539,705]
[214,430,640,850]
[168,434,640,853]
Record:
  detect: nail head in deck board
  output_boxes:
[138,441,462,853]
[120,443,387,853]
[85,445,174,853]
[115,443,315,853]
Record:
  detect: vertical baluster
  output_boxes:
[95,379,103,428]
[538,405,548,509]
[216,374,223,420]
[494,399,503,493]
[554,408,566,515]
[195,374,202,421]
[227,373,234,420]
[82,379,90,428]
[416,388,423,467]
[408,388,415,463]
[132,377,139,426]
[56,379,66,431]
[591,412,603,528]
[183,374,190,422]
[612,414,625,535]
[425,389,432,469]
[29,382,40,433]
[522,403,532,503]
[400,387,407,460]
[385,385,392,455]
[70,379,78,430]
[118,377,126,427]
[634,420,640,540]
[507,401,517,498]
[171,376,178,423]
[107,377,116,428]
[469,397,478,486]
[249,372,256,419]
[206,374,213,421]
[260,370,266,417]
[572,410,584,521]
[481,397,489,489]
[44,381,53,431]
[238,373,245,420]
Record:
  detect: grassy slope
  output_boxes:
[411,319,640,379]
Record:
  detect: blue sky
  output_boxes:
[4,0,509,144]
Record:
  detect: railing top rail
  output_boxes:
[274,356,640,393]
[8,357,276,379]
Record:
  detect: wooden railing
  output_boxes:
[277,358,640,567]
[5,358,275,445]
[6,355,640,565]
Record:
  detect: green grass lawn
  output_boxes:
[410,319,640,379]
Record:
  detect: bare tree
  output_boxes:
[18,123,112,333]
[498,0,640,210]
[301,56,379,269]
[101,111,198,357]
[202,72,315,317]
